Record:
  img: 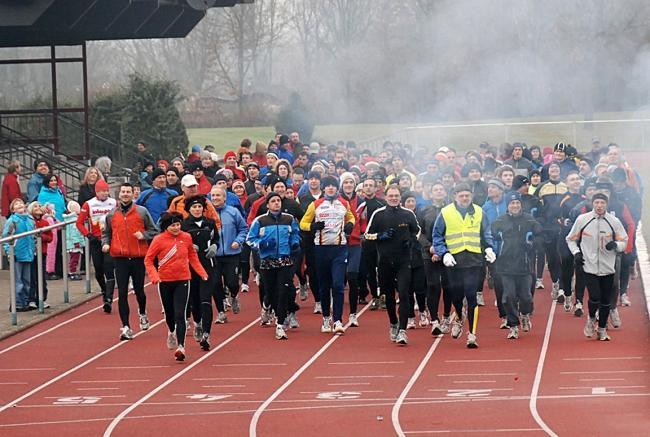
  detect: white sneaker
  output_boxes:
[476,291,485,306]
[620,293,631,307]
[466,332,478,348]
[407,317,416,329]
[521,314,532,332]
[500,318,509,329]
[43,301,51,309]
[584,317,596,338]
[414,301,419,312]
[349,313,359,327]
[139,313,150,331]
[215,311,228,324]
[551,281,559,299]
[275,324,288,340]
[564,295,573,312]
[507,326,519,339]
[299,284,308,301]
[430,319,442,336]
[260,305,272,325]
[288,312,300,329]
[120,326,134,341]
[167,331,178,349]
[535,278,544,289]
[174,345,185,361]
[598,327,611,341]
[313,302,322,314]
[419,312,429,327]
[609,308,621,328]
[396,329,408,345]
[440,317,451,334]
[224,298,231,312]
[451,320,463,339]
[240,283,250,293]
[389,323,399,342]
[321,317,332,333]
[556,289,565,304]
[333,320,345,335]
[574,301,584,317]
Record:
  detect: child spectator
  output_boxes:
[64,201,85,280]
[28,201,53,308]
[2,198,36,311]
[43,203,59,279]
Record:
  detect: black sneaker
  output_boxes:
[47,273,62,280]
[199,333,210,351]
[103,300,112,314]
[358,296,368,304]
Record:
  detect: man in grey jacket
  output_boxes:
[566,193,627,341]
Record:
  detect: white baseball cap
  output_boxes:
[181,174,198,187]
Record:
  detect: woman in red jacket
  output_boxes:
[2,161,23,218]
[145,212,208,361]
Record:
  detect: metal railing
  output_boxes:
[0,219,92,326]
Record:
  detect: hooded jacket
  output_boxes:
[145,230,207,283]
[2,213,35,262]
[137,186,178,223]
[247,211,301,261]
[37,186,66,221]
[1,172,22,217]
[491,212,542,275]
[214,204,249,257]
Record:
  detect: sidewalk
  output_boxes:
[0,270,100,340]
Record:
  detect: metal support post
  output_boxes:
[61,227,69,303]
[9,244,17,325]
[36,236,44,313]
[85,237,91,293]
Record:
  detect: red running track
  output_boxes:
[0,273,648,437]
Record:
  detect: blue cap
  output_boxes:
[191,144,201,153]
[506,191,522,205]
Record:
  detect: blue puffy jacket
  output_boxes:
[482,196,508,253]
[136,187,178,224]
[27,173,45,202]
[2,213,36,262]
[214,204,249,257]
[247,211,300,260]
[37,186,66,221]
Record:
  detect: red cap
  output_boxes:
[224,150,237,162]
[95,179,110,192]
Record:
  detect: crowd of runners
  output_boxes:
[1,134,643,360]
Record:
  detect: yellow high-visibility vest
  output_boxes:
[441,203,483,254]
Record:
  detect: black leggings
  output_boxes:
[240,245,251,285]
[189,271,215,334]
[303,239,320,302]
[408,264,426,318]
[362,241,380,299]
[213,255,239,311]
[260,266,292,325]
[446,266,481,334]
[423,259,452,321]
[89,239,115,301]
[159,280,190,346]
[378,258,411,330]
[114,257,146,328]
[584,273,614,329]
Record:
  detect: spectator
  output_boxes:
[37,173,67,279]
[135,141,155,172]
[63,201,85,281]
[187,145,202,164]
[137,168,178,223]
[78,166,102,207]
[2,198,35,311]
[165,167,182,194]
[27,201,53,308]
[27,159,50,202]
[2,160,23,218]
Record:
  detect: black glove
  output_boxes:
[605,241,617,251]
[87,234,100,244]
[573,252,584,267]
[344,222,354,236]
[378,228,395,241]
[290,242,301,255]
[311,221,325,232]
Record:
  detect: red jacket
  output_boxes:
[34,216,53,254]
[103,203,157,258]
[145,230,207,283]
[341,193,361,246]
[1,172,22,217]
[196,175,212,195]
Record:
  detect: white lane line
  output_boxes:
[71,380,150,384]
[529,298,558,437]
[633,224,650,319]
[193,377,272,381]
[561,370,646,375]
[429,388,513,392]
[0,283,152,356]
[202,385,246,388]
[327,382,371,386]
[44,395,126,399]
[315,375,394,379]
[212,363,287,367]
[0,318,165,414]
[452,380,497,384]
[299,390,383,394]
[404,428,542,434]
[0,368,55,371]
[328,361,404,365]
[0,382,27,385]
[103,317,261,437]
[445,359,522,363]
[249,302,371,437]
[559,385,646,390]
[76,388,119,391]
[392,330,447,437]
[437,373,516,377]
[579,378,625,382]
[97,365,170,370]
[563,356,642,361]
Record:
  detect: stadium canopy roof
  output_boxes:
[0,0,252,48]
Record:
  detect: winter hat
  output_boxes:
[191,145,201,153]
[548,161,561,170]
[67,200,81,214]
[592,193,609,203]
[232,180,246,192]
[224,150,237,162]
[487,179,506,191]
[530,169,541,178]
[321,175,339,189]
[506,192,522,205]
[512,175,530,191]
[339,172,356,189]
[453,182,472,194]
[181,174,198,187]
[151,168,166,180]
[307,170,322,180]
[266,191,282,204]
[95,179,110,192]
[401,191,417,204]
[279,135,290,145]
[461,162,482,178]
[27,201,41,215]
[309,142,320,154]
[554,142,567,152]
[160,212,183,231]
[213,173,228,183]
[185,196,206,210]
[266,152,279,160]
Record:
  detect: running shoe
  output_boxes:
[620,293,631,307]
[313,302,322,314]
[535,278,544,289]
[193,323,203,342]
[288,312,300,329]
[451,320,463,339]
[215,311,228,324]
[440,317,451,334]
[507,326,519,339]
[349,313,359,327]
[103,299,112,314]
[414,301,419,312]
[574,301,584,317]
[167,331,178,349]
[120,326,134,341]
[174,345,186,361]
[430,320,442,336]
[358,296,368,304]
[369,298,380,311]
[583,317,597,338]
[28,301,38,309]
[43,301,51,309]
[224,298,231,312]
[260,306,272,325]
[466,332,478,348]
[380,295,387,310]
[299,284,309,301]
[419,312,430,327]
[407,317,416,330]
[556,289,565,304]
[139,313,150,331]
[231,296,241,314]
[396,329,408,345]
[564,295,573,312]
[275,325,288,340]
[199,333,210,351]
[476,291,485,306]
[499,318,509,329]
[521,314,532,332]
[333,321,345,335]
[321,317,332,333]
[597,327,611,341]
[609,308,621,328]
[551,281,559,300]
[389,323,399,342]
[282,316,290,331]
[240,283,250,293]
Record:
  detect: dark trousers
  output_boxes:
[54,231,63,277]
[240,245,251,285]
[114,257,146,328]
[544,233,561,282]
[361,241,380,298]
[446,266,481,334]
[347,245,362,314]
[89,239,115,302]
[214,254,240,299]
[501,274,533,327]
[535,240,546,280]
[408,264,426,318]
[303,240,321,302]
[584,273,614,329]
[189,270,215,333]
[316,245,348,323]
[488,263,506,318]
[159,280,189,346]
[423,259,452,321]
[619,251,635,295]
[378,257,411,330]
[30,253,48,303]
[260,266,292,325]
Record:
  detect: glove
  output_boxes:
[193,244,199,252]
[87,234,99,244]
[574,252,584,267]
[378,228,395,241]
[344,222,354,236]
[311,221,325,232]
[261,238,276,250]
[484,247,496,264]
[443,252,457,267]
[205,243,218,259]
[605,241,617,251]
[525,231,534,246]
[290,242,301,255]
